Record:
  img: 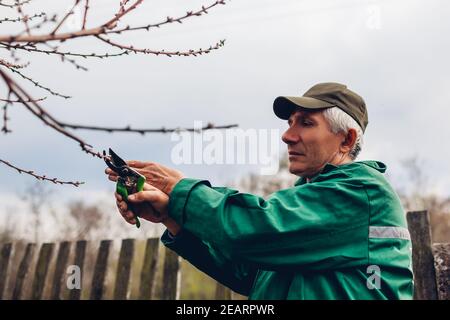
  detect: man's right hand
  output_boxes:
[105,160,184,195]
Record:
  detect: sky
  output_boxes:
[1,0,449,233]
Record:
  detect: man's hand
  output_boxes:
[115,183,169,225]
[106,161,184,195]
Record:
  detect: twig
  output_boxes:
[0,42,130,59]
[0,57,29,69]
[7,67,71,98]
[50,0,82,35]
[0,12,45,24]
[0,96,46,103]
[41,43,88,71]
[103,0,144,30]
[96,36,225,57]
[0,0,31,8]
[2,90,12,133]
[82,0,89,29]
[105,0,227,35]
[0,158,84,186]
[15,0,31,35]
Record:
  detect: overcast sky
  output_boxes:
[1,0,449,214]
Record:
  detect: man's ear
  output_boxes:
[340,128,357,153]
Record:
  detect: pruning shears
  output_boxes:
[104,148,145,228]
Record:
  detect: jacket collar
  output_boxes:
[294,161,386,186]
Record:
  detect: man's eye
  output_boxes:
[302,121,313,126]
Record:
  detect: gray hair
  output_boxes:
[322,107,364,160]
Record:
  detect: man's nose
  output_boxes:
[282,127,300,145]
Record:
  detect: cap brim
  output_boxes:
[273,96,335,120]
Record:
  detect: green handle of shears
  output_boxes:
[116,177,145,229]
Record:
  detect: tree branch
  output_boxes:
[0,158,84,186]
[59,122,239,134]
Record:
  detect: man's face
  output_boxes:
[282,109,345,177]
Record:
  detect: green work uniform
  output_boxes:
[161,161,414,299]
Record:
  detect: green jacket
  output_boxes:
[161,161,414,299]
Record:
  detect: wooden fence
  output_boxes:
[0,210,448,300]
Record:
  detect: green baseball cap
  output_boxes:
[273,82,369,132]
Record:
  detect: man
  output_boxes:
[106,82,414,299]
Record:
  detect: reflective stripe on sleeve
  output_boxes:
[369,226,411,240]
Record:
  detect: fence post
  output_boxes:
[406,210,438,300]
[114,239,134,300]
[139,238,160,300]
[51,241,71,299]
[69,240,87,300]
[31,243,55,300]
[161,247,180,300]
[12,243,35,299]
[0,243,12,299]
[90,240,112,300]
[432,243,450,300]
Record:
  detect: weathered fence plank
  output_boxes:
[0,243,12,299]
[69,240,87,300]
[161,247,180,300]
[113,239,134,300]
[139,238,160,300]
[433,243,450,300]
[12,243,36,300]
[406,210,438,300]
[90,240,112,300]
[31,243,55,300]
[215,282,232,300]
[50,241,71,299]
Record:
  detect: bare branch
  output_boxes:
[59,122,239,134]
[82,0,89,29]
[96,36,226,57]
[1,42,130,59]
[0,12,45,24]
[105,0,227,35]
[7,67,71,98]
[50,0,82,35]
[0,0,31,8]
[0,158,84,187]
[2,90,12,133]
[41,43,88,71]
[0,57,29,68]
[0,96,46,103]
[103,0,144,30]
[15,0,31,35]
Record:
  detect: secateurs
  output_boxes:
[104,148,145,228]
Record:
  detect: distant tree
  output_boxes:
[235,155,297,197]
[20,181,52,242]
[396,157,450,243]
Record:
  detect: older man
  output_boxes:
[106,82,413,299]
